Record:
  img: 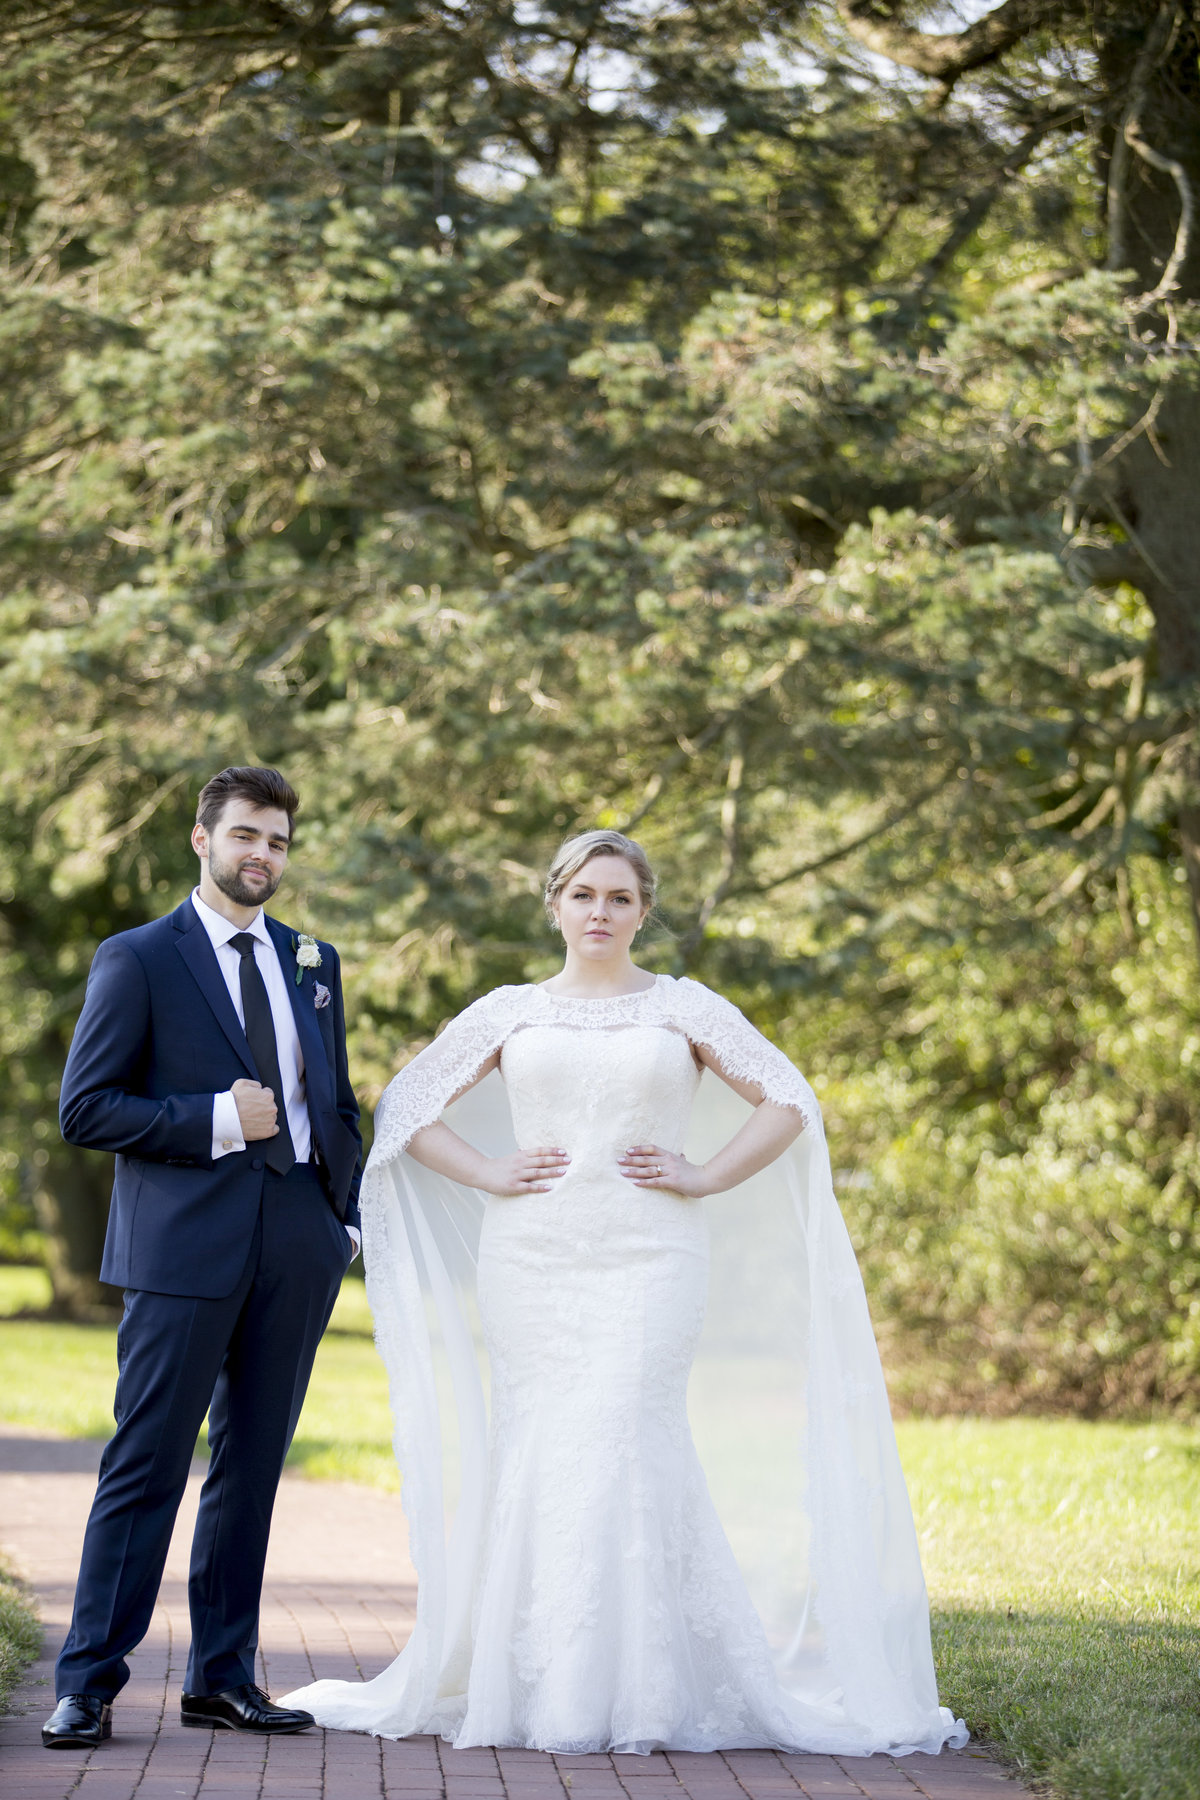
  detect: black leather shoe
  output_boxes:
[180,1683,315,1734]
[42,1693,113,1748]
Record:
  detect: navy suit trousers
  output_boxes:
[55,1164,352,1699]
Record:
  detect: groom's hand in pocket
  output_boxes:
[232,1078,280,1141]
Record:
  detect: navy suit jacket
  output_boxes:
[60,898,362,1299]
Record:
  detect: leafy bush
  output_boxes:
[804,863,1200,1413]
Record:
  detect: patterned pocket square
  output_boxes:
[313,983,331,1010]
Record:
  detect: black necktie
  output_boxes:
[230,933,296,1176]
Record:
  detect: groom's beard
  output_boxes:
[207,848,283,909]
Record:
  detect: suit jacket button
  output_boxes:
[251,1157,264,1171]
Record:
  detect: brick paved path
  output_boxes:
[0,1426,1023,1800]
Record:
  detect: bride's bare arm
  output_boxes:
[404,1052,570,1195]
[619,1044,805,1198]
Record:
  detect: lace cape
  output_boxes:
[290,975,966,1755]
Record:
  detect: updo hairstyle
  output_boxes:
[543,829,657,924]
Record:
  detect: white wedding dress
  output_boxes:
[282,977,966,1757]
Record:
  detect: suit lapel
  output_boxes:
[265,916,333,1112]
[172,899,257,1075]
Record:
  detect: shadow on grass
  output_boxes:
[933,1605,1200,1800]
[0,1431,211,1469]
[0,1308,119,1326]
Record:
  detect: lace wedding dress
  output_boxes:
[282,977,966,1757]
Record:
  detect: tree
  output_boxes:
[0,1,1198,1408]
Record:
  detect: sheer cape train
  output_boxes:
[282,975,966,1756]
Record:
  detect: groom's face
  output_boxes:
[194,800,291,910]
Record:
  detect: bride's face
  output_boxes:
[554,855,646,960]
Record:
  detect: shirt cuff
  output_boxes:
[346,1226,362,1259]
[212,1092,246,1160]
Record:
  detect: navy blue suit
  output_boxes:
[54,897,362,1700]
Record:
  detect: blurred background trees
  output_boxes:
[1,0,1198,1408]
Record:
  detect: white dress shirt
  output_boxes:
[191,890,360,1256]
[191,888,312,1163]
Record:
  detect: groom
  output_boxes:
[42,766,362,1749]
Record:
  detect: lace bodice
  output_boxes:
[501,1023,699,1173]
[370,975,819,1168]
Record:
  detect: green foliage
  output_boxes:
[0,2,1197,1407]
[818,865,1200,1413]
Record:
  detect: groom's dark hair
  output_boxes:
[196,766,300,839]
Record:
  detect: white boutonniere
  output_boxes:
[292,932,323,986]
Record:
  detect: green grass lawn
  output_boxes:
[0,1265,396,1480]
[902,1416,1200,1800]
[0,1557,40,1714]
[2,1267,1198,1797]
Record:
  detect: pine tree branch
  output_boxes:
[731,770,957,900]
[678,735,745,957]
[1068,543,1151,592]
[835,0,1054,85]
[1,2,352,61]
[914,104,1081,291]
[615,644,810,836]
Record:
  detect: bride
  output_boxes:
[283,830,967,1758]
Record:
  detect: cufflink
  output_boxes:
[222,1139,233,1150]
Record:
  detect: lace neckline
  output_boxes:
[533,974,660,1010]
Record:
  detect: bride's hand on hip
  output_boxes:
[619,1145,708,1198]
[482,1148,570,1196]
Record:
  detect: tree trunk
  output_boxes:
[32,1144,118,1319]
[1116,391,1200,951]
[1099,7,1200,953]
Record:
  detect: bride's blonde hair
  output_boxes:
[543,829,657,923]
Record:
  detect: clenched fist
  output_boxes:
[232,1078,279,1141]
